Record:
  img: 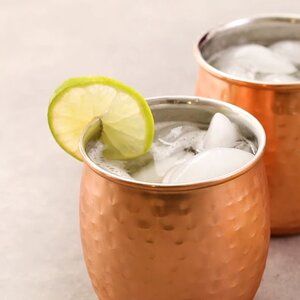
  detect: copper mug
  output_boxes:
[79,96,269,300]
[195,15,300,235]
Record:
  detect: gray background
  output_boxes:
[1,0,299,299]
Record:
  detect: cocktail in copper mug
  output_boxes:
[195,15,300,235]
[79,96,269,300]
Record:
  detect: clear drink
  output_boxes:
[208,40,300,83]
[87,112,256,184]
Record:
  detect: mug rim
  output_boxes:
[79,96,266,191]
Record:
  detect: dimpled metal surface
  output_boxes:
[80,160,269,300]
[195,15,300,235]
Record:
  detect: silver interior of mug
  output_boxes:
[199,15,300,61]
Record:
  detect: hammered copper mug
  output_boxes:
[195,15,300,235]
[79,96,269,300]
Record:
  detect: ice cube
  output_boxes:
[211,44,296,78]
[153,151,194,177]
[151,122,205,176]
[204,113,239,149]
[155,123,204,151]
[234,139,256,154]
[162,164,181,184]
[163,148,254,184]
[259,73,298,83]
[269,40,300,65]
[132,162,161,183]
[124,152,153,174]
[215,64,256,80]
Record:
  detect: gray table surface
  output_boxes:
[1,1,299,299]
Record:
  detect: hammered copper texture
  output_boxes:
[196,68,300,235]
[80,161,269,300]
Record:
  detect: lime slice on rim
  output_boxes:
[48,77,154,160]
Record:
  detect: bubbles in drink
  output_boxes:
[87,141,132,179]
[87,113,257,184]
[209,40,300,83]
